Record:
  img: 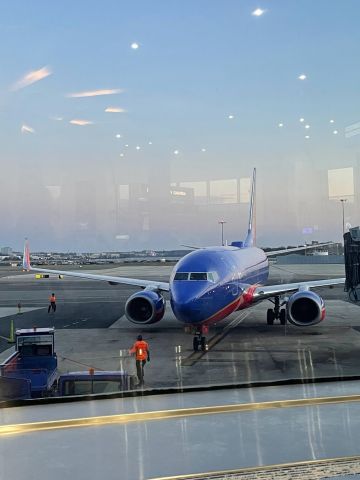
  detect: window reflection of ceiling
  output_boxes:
[328,168,354,200]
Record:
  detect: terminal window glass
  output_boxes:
[328,168,354,200]
[179,181,207,204]
[209,179,237,204]
[240,178,251,203]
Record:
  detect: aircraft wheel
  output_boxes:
[193,337,199,351]
[267,309,275,325]
[200,337,207,352]
[280,308,287,325]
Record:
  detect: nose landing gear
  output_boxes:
[193,326,208,352]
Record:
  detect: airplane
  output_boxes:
[22,168,345,351]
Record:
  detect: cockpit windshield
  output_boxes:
[174,272,190,281]
[174,272,217,282]
[189,272,207,281]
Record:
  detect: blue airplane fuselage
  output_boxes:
[170,246,268,325]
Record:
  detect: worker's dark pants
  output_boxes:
[136,360,146,383]
[48,302,56,313]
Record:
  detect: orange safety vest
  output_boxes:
[49,295,56,303]
[130,340,149,361]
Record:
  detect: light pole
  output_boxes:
[340,198,347,238]
[218,220,227,246]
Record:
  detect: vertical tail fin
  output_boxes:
[23,238,31,271]
[244,168,256,247]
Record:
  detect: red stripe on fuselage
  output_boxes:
[202,285,258,326]
[236,285,258,310]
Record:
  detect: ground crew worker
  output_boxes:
[48,293,56,313]
[129,335,150,385]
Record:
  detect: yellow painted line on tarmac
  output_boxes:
[148,454,360,480]
[3,393,360,437]
[182,311,250,367]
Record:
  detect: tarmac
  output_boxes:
[0,262,358,389]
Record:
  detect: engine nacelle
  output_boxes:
[287,290,325,326]
[125,290,165,325]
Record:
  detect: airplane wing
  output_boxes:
[254,277,345,300]
[22,241,170,292]
[265,242,334,257]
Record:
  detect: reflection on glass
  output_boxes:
[328,168,354,200]
[209,179,237,204]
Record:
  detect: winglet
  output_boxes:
[244,168,256,247]
[23,238,31,271]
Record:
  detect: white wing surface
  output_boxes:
[266,242,334,257]
[254,277,345,300]
[22,241,170,292]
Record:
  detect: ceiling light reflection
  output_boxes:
[252,8,265,16]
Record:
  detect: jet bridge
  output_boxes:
[344,227,360,301]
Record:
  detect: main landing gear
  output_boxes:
[193,326,208,352]
[267,296,287,325]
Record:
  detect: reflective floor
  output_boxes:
[2,381,360,479]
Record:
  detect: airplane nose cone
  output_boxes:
[171,283,208,324]
[171,298,203,324]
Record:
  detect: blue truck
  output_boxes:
[0,327,58,399]
[58,370,135,396]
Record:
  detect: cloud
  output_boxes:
[104,107,126,113]
[21,124,35,134]
[69,119,93,126]
[50,116,63,121]
[67,88,123,98]
[12,66,52,91]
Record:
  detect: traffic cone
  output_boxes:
[8,319,15,343]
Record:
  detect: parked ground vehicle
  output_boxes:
[0,327,58,398]
[58,370,135,396]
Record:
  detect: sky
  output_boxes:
[1,1,360,251]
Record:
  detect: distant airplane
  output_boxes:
[23,169,344,351]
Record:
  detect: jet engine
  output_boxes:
[287,290,325,326]
[125,290,165,324]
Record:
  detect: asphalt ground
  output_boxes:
[1,263,359,389]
